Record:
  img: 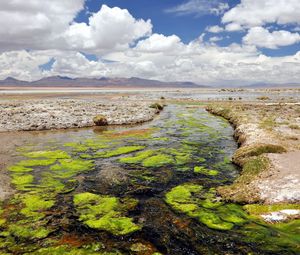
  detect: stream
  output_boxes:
[0,104,299,255]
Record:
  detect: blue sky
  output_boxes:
[0,0,299,85]
[75,0,299,57]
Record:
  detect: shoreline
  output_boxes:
[206,102,300,205]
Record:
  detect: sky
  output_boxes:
[0,0,299,86]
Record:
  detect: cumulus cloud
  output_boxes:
[0,0,84,51]
[65,5,152,53]
[243,27,300,49]
[0,2,152,54]
[225,23,243,32]
[222,0,300,28]
[166,0,229,16]
[209,36,223,42]
[206,25,224,33]
[135,34,183,53]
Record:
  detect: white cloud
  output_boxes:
[1,43,300,86]
[0,0,84,51]
[135,34,183,53]
[166,0,229,16]
[209,36,223,42]
[222,0,300,28]
[206,25,224,33]
[225,23,243,32]
[0,3,152,54]
[65,5,152,53]
[243,27,300,49]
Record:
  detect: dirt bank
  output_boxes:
[207,102,300,205]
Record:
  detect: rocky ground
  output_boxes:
[207,102,300,205]
[0,99,159,132]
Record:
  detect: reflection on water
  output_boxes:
[0,105,299,255]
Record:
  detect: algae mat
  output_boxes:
[0,105,299,255]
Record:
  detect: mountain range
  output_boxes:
[0,76,207,88]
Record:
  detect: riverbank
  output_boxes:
[206,102,300,206]
[0,99,160,132]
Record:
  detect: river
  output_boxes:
[0,104,299,254]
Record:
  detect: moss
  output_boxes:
[50,159,94,178]
[195,210,234,230]
[194,166,219,176]
[26,245,122,255]
[243,204,300,216]
[97,146,145,158]
[218,156,270,203]
[65,139,109,152]
[17,159,56,167]
[23,150,70,159]
[20,194,55,220]
[74,193,141,236]
[129,170,156,182]
[218,204,248,225]
[11,174,34,190]
[165,184,248,231]
[119,150,156,164]
[142,154,174,167]
[233,144,286,165]
[9,224,51,239]
[8,165,33,173]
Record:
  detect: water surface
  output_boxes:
[0,104,299,255]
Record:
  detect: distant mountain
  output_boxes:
[0,76,208,88]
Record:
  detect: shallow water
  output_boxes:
[0,104,299,255]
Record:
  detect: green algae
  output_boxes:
[165,183,248,231]
[25,245,122,255]
[8,159,56,174]
[11,174,34,191]
[64,139,109,152]
[20,194,55,220]
[50,158,94,178]
[142,154,174,167]
[97,146,145,158]
[119,150,156,164]
[8,224,51,239]
[74,192,141,236]
[8,165,33,173]
[23,150,70,159]
[194,166,219,176]
[243,203,300,216]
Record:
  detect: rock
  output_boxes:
[93,115,108,126]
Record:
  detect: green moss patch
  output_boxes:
[194,166,219,176]
[74,193,141,236]
[233,144,286,165]
[218,156,270,203]
[243,204,300,216]
[142,154,174,167]
[50,159,94,178]
[97,146,145,158]
[119,150,156,164]
[20,194,55,220]
[23,150,70,159]
[11,174,34,191]
[165,184,248,231]
[26,245,122,255]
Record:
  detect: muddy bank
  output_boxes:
[0,99,160,132]
[206,102,300,205]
